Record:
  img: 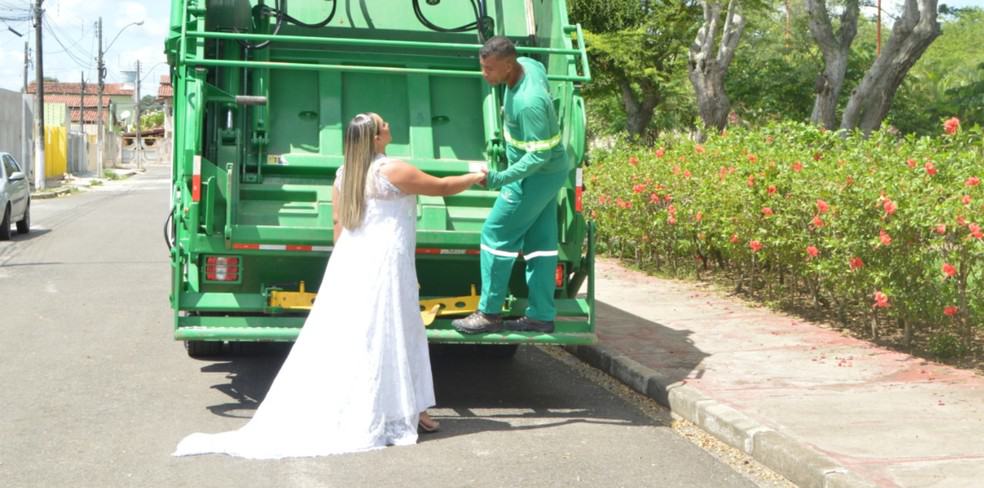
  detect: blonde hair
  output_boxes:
[339,113,378,231]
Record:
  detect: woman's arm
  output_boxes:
[381,160,486,196]
[332,186,342,243]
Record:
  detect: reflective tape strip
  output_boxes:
[523,250,559,260]
[503,126,561,152]
[480,244,520,258]
[192,155,202,202]
[417,248,481,256]
[232,243,333,252]
[575,168,584,212]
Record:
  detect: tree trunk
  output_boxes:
[805,0,859,129]
[617,77,660,139]
[688,0,745,140]
[841,0,940,133]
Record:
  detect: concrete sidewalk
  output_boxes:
[568,258,984,488]
[30,166,143,199]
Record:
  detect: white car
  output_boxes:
[0,152,30,240]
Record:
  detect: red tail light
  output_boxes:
[205,256,241,282]
[555,264,565,288]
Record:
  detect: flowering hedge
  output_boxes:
[586,120,983,357]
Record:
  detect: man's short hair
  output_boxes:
[480,36,517,60]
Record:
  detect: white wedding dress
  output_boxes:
[174,155,435,458]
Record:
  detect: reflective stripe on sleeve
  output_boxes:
[503,126,561,152]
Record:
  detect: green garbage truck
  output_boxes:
[164,0,595,357]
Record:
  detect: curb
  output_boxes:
[565,344,877,488]
[30,187,72,200]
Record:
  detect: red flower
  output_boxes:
[598,195,609,205]
[792,161,804,172]
[879,229,892,246]
[628,156,639,166]
[695,211,703,223]
[970,223,983,239]
[747,175,756,188]
[806,245,819,259]
[816,199,830,214]
[962,195,972,206]
[695,144,705,154]
[934,224,947,235]
[730,233,740,244]
[633,184,646,194]
[924,161,937,176]
[966,176,981,187]
[943,117,960,135]
[957,215,967,226]
[667,216,677,225]
[811,215,825,228]
[767,185,777,195]
[873,291,890,309]
[664,194,673,203]
[649,193,661,204]
[942,263,957,278]
[883,198,897,216]
[748,154,758,163]
[845,176,855,186]
[683,170,692,179]
[944,306,959,317]
[667,205,677,216]
[906,159,918,169]
[655,147,666,158]
[850,256,864,271]
[761,207,774,217]
[749,240,763,252]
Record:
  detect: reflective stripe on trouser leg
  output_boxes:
[479,170,568,317]
[523,190,560,321]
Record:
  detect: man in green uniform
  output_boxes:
[453,36,568,335]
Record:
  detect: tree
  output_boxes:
[688,0,747,138]
[804,0,859,129]
[840,0,940,132]
[889,7,984,134]
[569,0,700,139]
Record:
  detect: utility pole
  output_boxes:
[79,73,86,175]
[135,59,142,170]
[96,17,105,178]
[22,42,29,183]
[33,0,45,190]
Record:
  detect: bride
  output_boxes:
[174,112,486,458]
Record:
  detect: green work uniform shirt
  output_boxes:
[487,57,568,189]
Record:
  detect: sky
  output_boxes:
[0,0,170,97]
[0,0,981,98]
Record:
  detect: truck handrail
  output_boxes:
[178,22,590,82]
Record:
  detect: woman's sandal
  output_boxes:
[418,417,441,434]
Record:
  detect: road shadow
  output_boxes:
[574,299,710,404]
[1,227,52,244]
[195,342,668,440]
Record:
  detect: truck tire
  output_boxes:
[0,204,10,241]
[475,344,519,359]
[16,201,29,234]
[185,340,224,358]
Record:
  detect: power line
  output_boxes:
[42,16,92,69]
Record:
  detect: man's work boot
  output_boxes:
[451,312,503,334]
[504,316,555,333]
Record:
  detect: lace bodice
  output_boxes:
[335,155,417,252]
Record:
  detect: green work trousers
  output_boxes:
[479,169,568,321]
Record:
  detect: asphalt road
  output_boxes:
[1,166,767,488]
